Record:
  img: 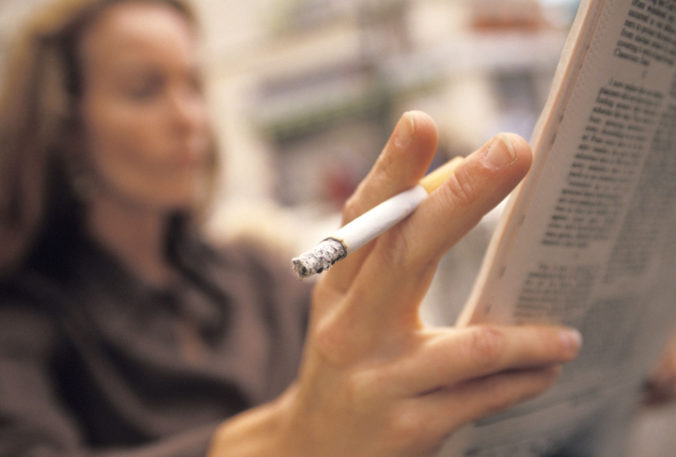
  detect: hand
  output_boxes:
[279,111,581,456]
[208,111,582,457]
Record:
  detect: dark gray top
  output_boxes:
[0,229,309,457]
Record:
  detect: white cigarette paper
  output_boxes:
[291,156,464,278]
[333,185,429,254]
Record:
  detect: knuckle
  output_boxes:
[340,154,397,224]
[441,166,479,209]
[311,315,352,366]
[468,326,505,370]
[373,229,411,267]
[374,152,399,185]
[373,228,438,281]
[309,301,376,367]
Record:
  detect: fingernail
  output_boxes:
[560,329,583,355]
[484,133,517,169]
[394,112,415,149]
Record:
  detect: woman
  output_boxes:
[0,0,583,456]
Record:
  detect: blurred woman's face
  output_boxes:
[78,1,210,212]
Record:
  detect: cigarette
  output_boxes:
[291,156,464,278]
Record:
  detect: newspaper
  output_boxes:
[437,0,676,455]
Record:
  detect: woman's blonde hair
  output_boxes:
[0,0,215,274]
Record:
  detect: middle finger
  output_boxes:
[348,133,532,328]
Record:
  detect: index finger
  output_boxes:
[322,111,439,292]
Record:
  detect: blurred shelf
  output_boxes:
[382,30,567,88]
[251,29,567,142]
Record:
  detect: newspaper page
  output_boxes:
[437,0,676,455]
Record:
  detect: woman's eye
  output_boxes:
[125,78,161,100]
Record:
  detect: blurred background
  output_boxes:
[1,0,583,317]
[1,1,675,453]
[0,0,579,250]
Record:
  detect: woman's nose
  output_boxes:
[167,85,206,132]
